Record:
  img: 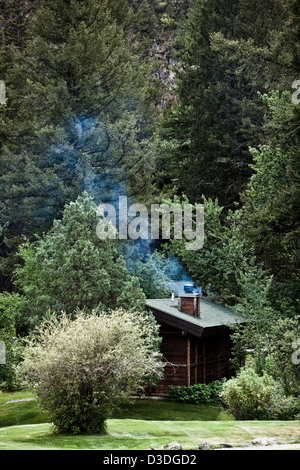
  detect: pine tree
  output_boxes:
[242,1,300,313]
[0,0,35,79]
[242,98,300,313]
[14,192,147,334]
[160,0,287,208]
[0,0,159,289]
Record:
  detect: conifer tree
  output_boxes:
[0,0,158,288]
[241,0,300,312]
[160,0,287,208]
[14,192,147,333]
[0,0,34,79]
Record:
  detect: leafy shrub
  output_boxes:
[17,309,163,434]
[219,367,299,420]
[169,379,226,404]
[267,395,300,420]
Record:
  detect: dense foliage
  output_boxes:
[0,0,159,289]
[0,0,299,421]
[160,0,289,207]
[169,379,225,405]
[220,368,300,420]
[13,192,147,334]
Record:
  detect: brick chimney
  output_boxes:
[178,293,201,317]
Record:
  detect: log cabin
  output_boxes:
[145,287,244,396]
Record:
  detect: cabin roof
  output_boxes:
[145,297,244,337]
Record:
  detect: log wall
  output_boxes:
[148,323,233,395]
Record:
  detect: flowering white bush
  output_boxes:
[18,309,163,434]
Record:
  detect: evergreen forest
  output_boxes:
[0,0,299,410]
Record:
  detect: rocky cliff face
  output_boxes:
[130,0,189,107]
[149,38,180,107]
[1,0,187,108]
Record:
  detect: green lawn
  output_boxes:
[1,391,300,450]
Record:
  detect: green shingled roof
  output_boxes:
[146,297,244,329]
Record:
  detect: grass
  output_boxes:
[0,390,48,427]
[0,391,300,450]
[0,390,230,428]
[1,420,300,450]
[112,398,232,421]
